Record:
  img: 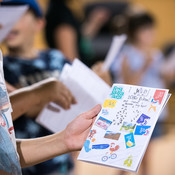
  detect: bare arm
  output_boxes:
[54,24,79,62]
[121,55,152,85]
[10,78,76,120]
[16,105,101,168]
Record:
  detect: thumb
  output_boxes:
[85,104,101,119]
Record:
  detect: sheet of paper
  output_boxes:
[0,6,28,43]
[102,35,127,71]
[78,84,170,173]
[36,59,110,133]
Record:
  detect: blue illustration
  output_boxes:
[83,140,91,152]
[124,133,135,149]
[102,109,109,115]
[84,141,109,153]
[151,99,158,104]
[110,86,124,99]
[134,125,151,135]
[92,144,110,150]
[136,114,150,125]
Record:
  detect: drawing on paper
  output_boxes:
[104,131,121,140]
[120,122,136,133]
[153,89,165,105]
[103,99,117,108]
[95,117,112,130]
[110,86,124,99]
[134,125,151,136]
[102,109,109,115]
[124,155,133,167]
[124,133,135,148]
[101,143,119,162]
[136,114,150,125]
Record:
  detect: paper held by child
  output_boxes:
[102,34,127,71]
[36,59,110,133]
[0,5,28,43]
[78,84,170,173]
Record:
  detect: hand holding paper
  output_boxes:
[64,104,101,151]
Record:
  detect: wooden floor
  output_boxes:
[73,128,175,175]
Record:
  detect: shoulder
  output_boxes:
[42,49,70,68]
[152,49,164,61]
[44,49,67,61]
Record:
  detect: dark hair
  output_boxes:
[127,13,155,40]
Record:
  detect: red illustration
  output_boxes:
[153,90,165,105]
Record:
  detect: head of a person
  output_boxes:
[1,0,44,50]
[127,12,156,47]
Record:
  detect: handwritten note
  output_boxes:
[78,84,170,173]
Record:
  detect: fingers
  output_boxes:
[55,94,70,109]
[60,83,77,105]
[55,82,77,109]
[84,104,101,119]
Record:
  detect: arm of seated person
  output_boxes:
[54,24,79,62]
[121,55,152,85]
[10,78,76,120]
[16,105,101,168]
[92,62,112,86]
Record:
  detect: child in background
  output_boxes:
[93,12,168,175]
[110,13,168,128]
[2,0,74,174]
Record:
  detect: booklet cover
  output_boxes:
[78,84,170,173]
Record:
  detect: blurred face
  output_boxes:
[134,26,156,47]
[5,10,41,49]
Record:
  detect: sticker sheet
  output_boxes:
[78,84,170,173]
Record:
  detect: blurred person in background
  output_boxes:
[93,12,171,175]
[2,0,75,174]
[45,0,111,66]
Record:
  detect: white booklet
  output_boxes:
[78,84,170,173]
[36,59,110,133]
[0,5,28,43]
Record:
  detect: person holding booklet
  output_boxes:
[0,50,102,175]
[0,0,102,175]
[1,0,76,174]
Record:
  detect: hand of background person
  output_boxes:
[10,78,77,120]
[40,78,77,110]
[63,104,101,151]
[92,62,112,85]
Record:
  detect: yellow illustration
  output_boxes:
[126,141,133,147]
[148,104,156,112]
[103,99,117,108]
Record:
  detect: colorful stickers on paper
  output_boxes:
[104,131,121,141]
[101,143,119,162]
[101,109,109,115]
[110,86,124,99]
[153,90,165,105]
[103,99,117,108]
[136,114,150,125]
[134,125,151,136]
[124,133,135,148]
[120,122,136,133]
[95,117,112,130]
[124,155,133,167]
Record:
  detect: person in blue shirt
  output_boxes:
[2,0,74,174]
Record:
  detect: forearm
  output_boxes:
[16,132,69,168]
[9,78,55,120]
